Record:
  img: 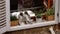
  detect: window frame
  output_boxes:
[7,0,58,31]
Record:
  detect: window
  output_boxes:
[10,0,58,31]
[0,0,58,33]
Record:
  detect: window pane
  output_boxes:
[10,0,55,27]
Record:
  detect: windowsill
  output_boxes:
[8,20,57,31]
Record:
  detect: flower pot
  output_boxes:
[11,20,19,26]
[36,18,42,22]
[46,15,54,21]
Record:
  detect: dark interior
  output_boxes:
[10,0,18,10]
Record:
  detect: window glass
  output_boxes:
[10,0,55,27]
